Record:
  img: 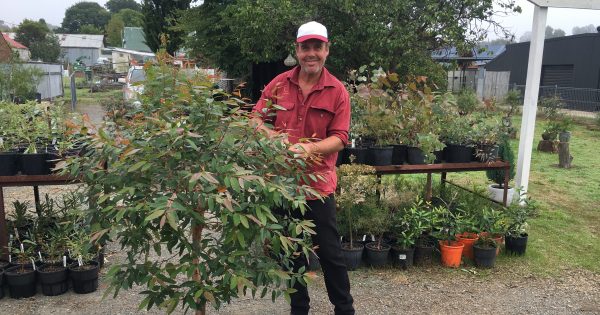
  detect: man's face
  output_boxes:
[296,39,329,75]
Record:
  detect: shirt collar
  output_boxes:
[286,66,336,90]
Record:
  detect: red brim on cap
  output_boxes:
[296,35,328,43]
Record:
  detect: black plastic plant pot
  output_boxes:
[345,147,368,164]
[413,243,435,266]
[38,264,69,296]
[0,153,19,176]
[341,243,364,271]
[445,144,474,163]
[406,147,426,164]
[505,233,528,256]
[5,265,37,299]
[473,245,497,268]
[366,146,393,166]
[365,242,391,267]
[391,247,415,270]
[475,144,499,162]
[20,153,51,175]
[391,144,407,165]
[336,147,348,166]
[69,261,99,294]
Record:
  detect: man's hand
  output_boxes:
[289,142,318,156]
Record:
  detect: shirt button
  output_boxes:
[298,116,303,121]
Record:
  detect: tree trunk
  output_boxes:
[537,140,557,153]
[193,207,206,315]
[558,142,573,168]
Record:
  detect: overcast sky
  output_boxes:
[0,0,598,39]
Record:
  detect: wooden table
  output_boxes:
[0,174,77,260]
[371,161,511,206]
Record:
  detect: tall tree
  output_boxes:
[106,15,125,47]
[105,0,141,13]
[61,2,110,33]
[141,0,192,54]
[545,26,565,39]
[572,24,597,35]
[14,19,61,62]
[116,8,144,27]
[181,0,521,83]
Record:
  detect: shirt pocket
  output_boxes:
[306,103,335,140]
[273,101,296,131]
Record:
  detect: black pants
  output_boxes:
[282,195,355,315]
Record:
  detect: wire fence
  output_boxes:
[511,84,600,112]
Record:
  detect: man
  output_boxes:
[252,21,354,315]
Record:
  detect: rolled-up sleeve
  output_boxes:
[327,89,350,146]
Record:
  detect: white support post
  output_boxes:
[515,5,548,195]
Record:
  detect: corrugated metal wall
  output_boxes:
[61,47,100,66]
[23,63,64,100]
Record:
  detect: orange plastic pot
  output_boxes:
[479,232,504,255]
[439,240,464,268]
[455,232,479,260]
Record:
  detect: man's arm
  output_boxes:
[290,136,344,156]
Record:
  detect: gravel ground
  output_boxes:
[2,186,600,315]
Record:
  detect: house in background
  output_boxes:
[486,32,600,111]
[0,32,30,61]
[56,33,104,66]
[122,27,152,53]
[111,47,155,73]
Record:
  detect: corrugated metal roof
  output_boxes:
[56,33,104,48]
[123,27,152,53]
[2,32,28,49]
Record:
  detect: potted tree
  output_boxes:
[441,115,474,163]
[505,194,537,255]
[470,116,500,162]
[7,200,34,240]
[475,207,505,255]
[434,202,465,268]
[37,227,70,296]
[67,229,100,294]
[5,239,37,298]
[336,164,378,270]
[485,137,516,204]
[472,234,498,268]
[362,201,392,267]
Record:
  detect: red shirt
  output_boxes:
[253,66,350,197]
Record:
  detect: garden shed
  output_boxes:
[57,33,104,66]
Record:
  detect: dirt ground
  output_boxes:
[1,185,600,315]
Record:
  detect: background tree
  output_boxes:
[61,2,110,33]
[545,26,566,39]
[106,15,125,47]
[14,19,61,62]
[141,0,192,54]
[181,0,521,85]
[572,24,597,35]
[79,24,104,35]
[105,0,141,13]
[116,8,144,27]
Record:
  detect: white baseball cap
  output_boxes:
[296,21,328,43]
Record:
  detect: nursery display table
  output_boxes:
[372,161,511,206]
[0,174,77,260]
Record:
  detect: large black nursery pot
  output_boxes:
[20,153,51,175]
[414,236,436,266]
[505,233,528,255]
[391,246,415,270]
[365,242,391,267]
[69,261,100,294]
[366,146,393,166]
[473,245,497,268]
[406,147,426,164]
[341,242,364,271]
[38,264,69,296]
[336,147,348,166]
[444,144,474,163]
[0,152,19,176]
[345,147,368,164]
[391,144,407,165]
[5,265,37,299]
[474,144,499,162]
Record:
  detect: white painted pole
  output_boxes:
[515,5,548,195]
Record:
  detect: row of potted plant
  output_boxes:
[0,101,83,176]
[0,194,101,299]
[339,67,516,166]
[333,164,537,270]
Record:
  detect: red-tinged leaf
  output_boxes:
[223,197,234,212]
[159,214,166,228]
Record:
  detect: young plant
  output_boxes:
[505,193,538,236]
[486,137,515,187]
[390,197,431,249]
[8,200,34,238]
[9,237,37,272]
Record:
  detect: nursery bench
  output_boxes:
[0,174,77,260]
[372,161,511,206]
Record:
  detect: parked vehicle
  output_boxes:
[120,66,145,103]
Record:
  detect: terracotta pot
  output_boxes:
[455,232,479,260]
[439,240,464,268]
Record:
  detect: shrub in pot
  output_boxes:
[434,202,465,268]
[5,239,38,298]
[7,200,34,240]
[456,88,480,115]
[474,207,505,255]
[407,133,445,164]
[440,116,473,163]
[67,229,100,294]
[505,195,537,256]
[37,227,70,296]
[473,235,498,268]
[486,137,516,204]
[539,96,566,142]
[390,198,431,269]
[361,201,392,267]
[501,89,521,139]
[470,116,501,162]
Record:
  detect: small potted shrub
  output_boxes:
[68,229,100,294]
[7,200,34,240]
[390,198,430,269]
[37,229,70,296]
[501,89,521,139]
[362,201,392,267]
[5,239,38,298]
[475,207,505,255]
[471,116,500,162]
[557,116,574,143]
[539,96,565,141]
[473,234,498,268]
[434,202,465,268]
[456,88,480,115]
[441,115,474,163]
[485,137,516,204]
[505,195,537,255]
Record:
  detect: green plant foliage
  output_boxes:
[14,19,61,63]
[106,0,142,13]
[456,88,480,114]
[60,53,320,313]
[61,2,111,34]
[141,0,192,54]
[505,193,538,236]
[486,137,515,186]
[0,59,44,102]
[390,197,433,249]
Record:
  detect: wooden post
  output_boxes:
[558,142,572,168]
[426,173,432,202]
